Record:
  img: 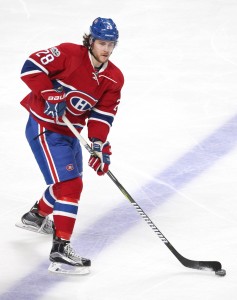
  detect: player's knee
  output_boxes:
[53,177,83,201]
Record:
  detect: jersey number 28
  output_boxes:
[36,50,54,65]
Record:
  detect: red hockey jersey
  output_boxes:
[20,43,124,142]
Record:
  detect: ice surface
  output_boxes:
[0,0,237,299]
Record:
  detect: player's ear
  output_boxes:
[89,37,94,49]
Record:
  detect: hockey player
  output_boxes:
[16,17,124,274]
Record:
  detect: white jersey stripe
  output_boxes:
[92,107,115,117]
[27,57,49,74]
[21,70,42,77]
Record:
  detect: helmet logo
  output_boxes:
[105,22,113,30]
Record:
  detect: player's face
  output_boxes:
[91,40,115,65]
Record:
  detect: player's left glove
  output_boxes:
[42,86,66,120]
[88,139,112,176]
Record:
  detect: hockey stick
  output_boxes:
[62,115,226,276]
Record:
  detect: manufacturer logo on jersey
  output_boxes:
[47,95,64,101]
[50,47,60,57]
[66,91,98,116]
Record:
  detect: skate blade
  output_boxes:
[15,221,52,235]
[48,262,90,275]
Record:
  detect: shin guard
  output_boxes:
[52,177,83,240]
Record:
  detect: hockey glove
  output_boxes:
[42,87,66,120]
[88,139,112,176]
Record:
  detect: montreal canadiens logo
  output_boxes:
[66,164,74,171]
[66,91,98,116]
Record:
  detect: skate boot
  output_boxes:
[15,202,54,235]
[48,235,91,275]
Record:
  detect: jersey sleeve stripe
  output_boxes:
[21,58,49,76]
[89,110,114,127]
[92,107,115,118]
[88,117,112,128]
[20,70,42,77]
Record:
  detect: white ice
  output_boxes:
[0,0,237,299]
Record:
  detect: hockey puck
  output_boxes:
[215,269,226,277]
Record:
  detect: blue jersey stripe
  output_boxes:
[21,59,44,75]
[89,110,114,126]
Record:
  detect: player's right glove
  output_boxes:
[41,87,66,120]
[88,139,112,176]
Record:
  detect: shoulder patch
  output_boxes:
[50,47,60,57]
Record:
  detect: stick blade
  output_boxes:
[181,257,222,273]
[166,242,222,273]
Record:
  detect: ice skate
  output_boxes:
[48,235,91,275]
[15,202,54,235]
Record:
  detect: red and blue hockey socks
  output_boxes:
[38,177,83,240]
